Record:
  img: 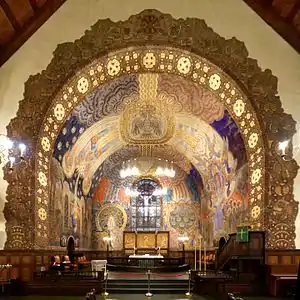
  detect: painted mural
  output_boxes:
[207,110,249,243]
[91,174,204,251]
[49,157,93,248]
[48,72,249,251]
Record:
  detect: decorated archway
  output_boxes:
[4,10,298,250]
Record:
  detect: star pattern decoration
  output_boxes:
[53,115,87,162]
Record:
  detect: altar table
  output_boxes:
[128,254,163,269]
[91,260,107,277]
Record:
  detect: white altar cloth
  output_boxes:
[129,255,163,259]
[91,260,107,277]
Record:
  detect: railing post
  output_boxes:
[185,269,192,297]
[145,269,152,297]
[103,270,109,297]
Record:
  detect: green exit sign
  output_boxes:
[236,226,249,242]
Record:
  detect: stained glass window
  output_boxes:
[131,179,162,231]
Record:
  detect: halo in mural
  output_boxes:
[96,203,127,232]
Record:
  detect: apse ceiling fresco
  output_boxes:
[53,73,246,199]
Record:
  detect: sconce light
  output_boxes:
[0,134,26,171]
[276,139,300,161]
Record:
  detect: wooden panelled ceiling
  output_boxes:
[244,0,300,54]
[0,1,299,67]
[0,0,66,67]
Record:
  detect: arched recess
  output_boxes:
[4,10,298,250]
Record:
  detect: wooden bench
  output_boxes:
[267,264,297,296]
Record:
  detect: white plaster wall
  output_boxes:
[0,0,299,248]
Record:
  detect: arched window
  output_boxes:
[131,179,162,231]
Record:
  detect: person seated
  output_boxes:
[77,256,88,270]
[50,255,63,273]
[53,255,61,267]
[62,255,71,271]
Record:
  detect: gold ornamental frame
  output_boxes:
[4,10,298,250]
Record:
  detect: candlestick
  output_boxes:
[204,242,207,273]
[194,239,197,270]
[199,237,202,272]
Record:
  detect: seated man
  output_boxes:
[62,255,71,271]
[50,255,63,273]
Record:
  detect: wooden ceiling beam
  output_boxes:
[286,1,300,22]
[243,0,300,54]
[0,0,22,32]
[0,0,66,67]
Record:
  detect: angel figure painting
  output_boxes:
[130,105,164,140]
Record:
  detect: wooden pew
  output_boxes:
[267,264,297,296]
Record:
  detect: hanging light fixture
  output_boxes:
[120,159,141,178]
[120,158,176,179]
[0,134,26,170]
[125,187,139,197]
[152,187,168,196]
[155,159,175,178]
[125,180,167,198]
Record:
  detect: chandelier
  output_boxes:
[0,134,26,170]
[120,159,141,179]
[155,165,175,178]
[119,158,175,179]
[125,186,167,197]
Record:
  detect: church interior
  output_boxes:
[0,0,300,299]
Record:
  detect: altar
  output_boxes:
[128,254,164,269]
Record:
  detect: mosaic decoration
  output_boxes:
[52,74,237,202]
[120,74,175,144]
[4,10,298,250]
[168,202,198,232]
[96,203,127,232]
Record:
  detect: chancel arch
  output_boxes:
[4,10,298,251]
[36,48,264,250]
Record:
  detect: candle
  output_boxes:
[194,239,197,270]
